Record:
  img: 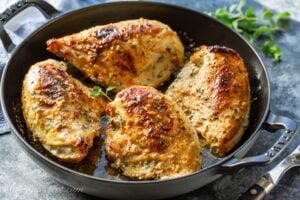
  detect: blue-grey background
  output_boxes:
[0,0,299,199]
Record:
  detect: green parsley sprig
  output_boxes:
[208,0,291,62]
[91,85,116,102]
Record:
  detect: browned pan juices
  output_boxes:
[11,28,260,181]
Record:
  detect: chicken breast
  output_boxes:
[166,45,250,157]
[46,18,184,91]
[22,59,107,162]
[105,86,201,180]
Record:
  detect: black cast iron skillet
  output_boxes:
[0,0,297,199]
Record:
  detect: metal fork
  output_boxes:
[238,145,300,200]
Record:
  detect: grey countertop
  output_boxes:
[0,0,299,199]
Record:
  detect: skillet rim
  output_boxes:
[0,1,270,184]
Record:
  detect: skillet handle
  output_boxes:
[220,111,297,171]
[0,0,59,53]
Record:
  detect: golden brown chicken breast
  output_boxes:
[166,45,250,157]
[46,18,184,91]
[105,86,201,180]
[22,59,107,162]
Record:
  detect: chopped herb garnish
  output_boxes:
[91,85,116,102]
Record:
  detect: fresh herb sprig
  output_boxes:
[91,85,116,102]
[208,0,290,62]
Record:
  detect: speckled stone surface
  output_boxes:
[0,0,299,200]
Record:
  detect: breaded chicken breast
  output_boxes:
[46,18,184,91]
[22,59,107,162]
[166,45,250,157]
[105,86,201,180]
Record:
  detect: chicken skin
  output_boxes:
[22,59,107,162]
[166,45,250,157]
[46,18,184,91]
[105,86,201,180]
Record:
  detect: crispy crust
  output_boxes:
[166,45,250,156]
[47,18,184,91]
[105,86,201,180]
[22,59,107,162]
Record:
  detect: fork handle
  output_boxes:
[238,184,266,200]
[238,176,274,200]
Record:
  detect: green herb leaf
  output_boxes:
[208,0,290,62]
[277,11,291,20]
[254,25,270,37]
[91,86,103,96]
[261,41,282,62]
[229,4,237,13]
[263,8,274,20]
[237,0,246,13]
[276,11,291,25]
[91,85,115,102]
[106,86,116,93]
[245,7,255,18]
[232,19,239,30]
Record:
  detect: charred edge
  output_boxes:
[118,87,150,115]
[46,39,58,53]
[38,66,69,100]
[94,27,115,39]
[92,22,162,49]
[207,45,239,56]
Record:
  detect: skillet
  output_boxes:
[0,0,297,199]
